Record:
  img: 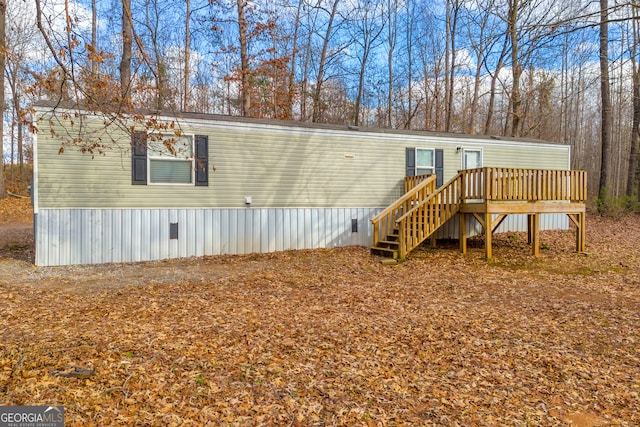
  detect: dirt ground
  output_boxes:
[0,198,639,426]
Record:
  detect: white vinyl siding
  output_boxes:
[34,110,572,210]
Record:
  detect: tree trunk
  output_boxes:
[405,0,415,129]
[445,0,459,132]
[598,0,612,206]
[12,90,22,173]
[91,0,97,74]
[0,0,6,199]
[354,58,366,126]
[183,0,190,111]
[508,0,522,137]
[627,62,639,200]
[469,48,483,133]
[627,5,640,200]
[444,0,451,132]
[484,36,508,135]
[288,0,303,120]
[120,0,133,103]
[387,0,398,128]
[312,0,340,123]
[236,0,250,116]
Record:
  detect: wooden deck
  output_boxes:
[371,168,587,260]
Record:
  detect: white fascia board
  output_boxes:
[32,112,39,215]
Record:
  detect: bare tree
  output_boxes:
[141,0,176,110]
[120,0,133,103]
[287,0,304,119]
[627,2,640,200]
[507,0,522,137]
[402,0,422,129]
[312,0,340,123]
[599,0,612,206]
[350,0,385,126]
[184,0,191,111]
[91,0,97,75]
[484,35,508,135]
[236,0,251,116]
[386,0,398,128]
[444,0,461,132]
[0,0,5,198]
[463,0,498,134]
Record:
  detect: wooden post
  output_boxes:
[398,221,406,260]
[459,212,467,254]
[373,221,379,247]
[527,214,533,244]
[485,212,493,259]
[531,214,540,256]
[577,212,586,252]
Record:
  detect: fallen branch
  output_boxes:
[7,191,30,199]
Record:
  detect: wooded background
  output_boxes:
[1,0,639,208]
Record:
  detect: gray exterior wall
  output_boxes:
[33,108,572,266]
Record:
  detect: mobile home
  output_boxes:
[32,105,583,266]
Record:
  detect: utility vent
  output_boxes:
[170,223,179,240]
[351,218,358,233]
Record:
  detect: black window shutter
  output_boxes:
[131,131,147,185]
[435,148,444,187]
[195,135,209,186]
[405,147,416,176]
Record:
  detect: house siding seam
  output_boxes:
[34,208,569,266]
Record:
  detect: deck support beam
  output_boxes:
[459,201,586,258]
[528,214,540,256]
[459,212,467,254]
[485,212,493,259]
[567,212,586,252]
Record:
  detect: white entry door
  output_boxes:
[463,148,483,201]
[463,148,482,170]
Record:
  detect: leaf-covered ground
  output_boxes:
[1,213,639,426]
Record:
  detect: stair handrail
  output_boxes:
[395,173,463,223]
[371,174,437,248]
[395,173,463,259]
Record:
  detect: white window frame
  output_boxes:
[415,148,436,175]
[147,134,196,186]
[461,147,483,170]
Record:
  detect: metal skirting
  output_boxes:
[34,208,381,266]
[34,208,570,266]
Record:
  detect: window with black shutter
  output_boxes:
[195,135,209,186]
[405,147,444,187]
[131,131,148,185]
[131,132,209,186]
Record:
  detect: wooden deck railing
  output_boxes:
[404,174,434,193]
[371,167,587,260]
[460,168,587,202]
[372,175,437,248]
[395,173,463,259]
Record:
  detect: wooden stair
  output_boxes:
[371,174,463,260]
[370,234,400,258]
[372,168,588,260]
